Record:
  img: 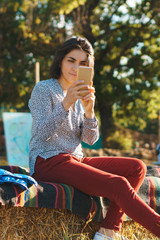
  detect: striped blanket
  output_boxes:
[0,165,102,222]
[0,165,160,222]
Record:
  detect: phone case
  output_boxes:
[77,66,93,85]
[77,66,93,96]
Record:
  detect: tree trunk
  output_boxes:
[97,100,115,148]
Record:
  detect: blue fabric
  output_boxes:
[0,169,37,190]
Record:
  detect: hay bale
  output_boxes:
[1,206,158,239]
[0,206,100,240]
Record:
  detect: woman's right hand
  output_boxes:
[62,80,90,111]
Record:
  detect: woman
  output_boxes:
[29,36,160,240]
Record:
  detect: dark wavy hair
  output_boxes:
[50,36,95,79]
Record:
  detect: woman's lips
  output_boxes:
[70,73,77,77]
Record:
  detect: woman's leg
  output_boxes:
[82,156,146,231]
[33,154,160,237]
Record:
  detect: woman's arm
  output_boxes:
[81,85,99,145]
[62,79,99,145]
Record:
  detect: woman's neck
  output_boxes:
[58,76,70,92]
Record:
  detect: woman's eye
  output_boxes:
[68,60,74,63]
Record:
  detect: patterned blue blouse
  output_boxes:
[28,78,99,176]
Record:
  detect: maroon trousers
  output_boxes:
[33,153,160,237]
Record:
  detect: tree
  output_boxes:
[0,0,88,110]
[0,0,68,109]
[65,0,160,146]
[1,0,160,147]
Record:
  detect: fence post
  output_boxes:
[35,62,40,84]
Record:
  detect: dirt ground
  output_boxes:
[83,147,158,166]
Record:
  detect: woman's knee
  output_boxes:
[105,175,130,199]
[133,158,147,179]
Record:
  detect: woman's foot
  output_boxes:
[93,232,111,239]
[93,228,129,240]
[93,232,128,240]
[93,231,138,240]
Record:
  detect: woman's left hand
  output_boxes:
[81,86,96,119]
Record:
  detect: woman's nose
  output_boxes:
[72,63,79,71]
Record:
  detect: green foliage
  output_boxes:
[0,0,68,109]
[105,129,133,150]
[114,88,160,134]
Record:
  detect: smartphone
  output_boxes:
[76,66,93,96]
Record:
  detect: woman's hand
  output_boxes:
[62,80,92,111]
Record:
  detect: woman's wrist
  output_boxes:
[62,99,71,112]
[85,110,95,119]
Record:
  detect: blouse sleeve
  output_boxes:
[81,115,99,145]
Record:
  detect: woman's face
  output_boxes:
[58,49,88,89]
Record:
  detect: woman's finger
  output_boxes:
[82,93,95,102]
